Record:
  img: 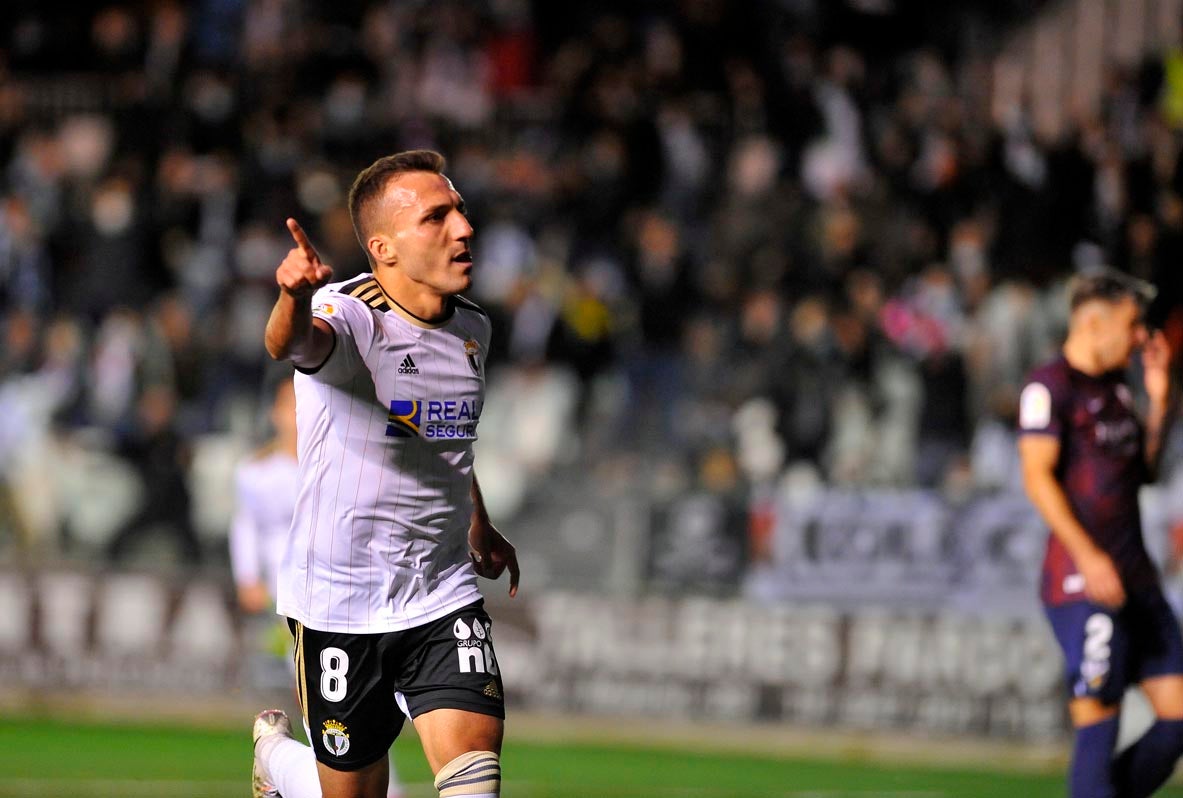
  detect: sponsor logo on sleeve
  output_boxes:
[1019,382,1052,430]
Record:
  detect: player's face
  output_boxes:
[378,171,474,296]
[1096,296,1148,370]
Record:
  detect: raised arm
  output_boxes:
[1019,434,1125,607]
[1143,330,1172,476]
[265,218,336,367]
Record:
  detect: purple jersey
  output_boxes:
[1019,355,1157,606]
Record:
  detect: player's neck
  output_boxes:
[277,433,298,459]
[1062,336,1106,376]
[372,270,452,327]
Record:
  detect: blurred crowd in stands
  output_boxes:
[1,0,1183,568]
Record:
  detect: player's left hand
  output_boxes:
[1143,329,1171,405]
[237,582,271,615]
[469,518,520,598]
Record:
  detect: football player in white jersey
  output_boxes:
[252,150,518,798]
[231,377,299,615]
[233,376,404,798]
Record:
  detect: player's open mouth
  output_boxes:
[453,251,472,263]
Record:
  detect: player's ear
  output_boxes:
[368,234,396,266]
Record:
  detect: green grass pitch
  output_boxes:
[2,718,1183,797]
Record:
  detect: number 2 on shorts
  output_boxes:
[1084,613,1113,664]
[320,646,349,702]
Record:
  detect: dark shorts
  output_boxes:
[1045,587,1183,705]
[289,600,505,771]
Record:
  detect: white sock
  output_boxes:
[262,736,404,798]
[264,737,323,798]
[388,751,403,797]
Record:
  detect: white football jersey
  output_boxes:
[277,274,491,633]
[229,448,299,599]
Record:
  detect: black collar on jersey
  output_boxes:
[384,289,454,325]
[342,275,455,324]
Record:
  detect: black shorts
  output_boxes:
[288,600,505,771]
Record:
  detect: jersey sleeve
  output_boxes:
[299,290,379,384]
[1018,375,1065,438]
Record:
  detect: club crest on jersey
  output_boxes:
[322,719,350,756]
[464,338,482,377]
[1116,384,1133,409]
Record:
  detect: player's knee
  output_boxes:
[433,750,500,797]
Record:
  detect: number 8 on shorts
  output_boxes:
[320,647,349,702]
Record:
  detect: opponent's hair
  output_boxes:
[1069,268,1156,313]
[348,150,447,257]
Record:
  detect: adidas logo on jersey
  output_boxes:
[398,354,419,375]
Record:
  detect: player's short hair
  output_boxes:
[348,150,447,256]
[1069,268,1157,313]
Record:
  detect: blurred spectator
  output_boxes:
[0,194,51,313]
[647,446,747,594]
[0,1,1179,577]
[105,385,202,565]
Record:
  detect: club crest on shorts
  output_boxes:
[322,719,350,756]
[464,338,482,377]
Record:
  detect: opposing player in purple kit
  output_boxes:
[1019,270,1183,798]
[251,150,519,798]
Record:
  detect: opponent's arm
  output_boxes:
[468,474,520,597]
[265,218,335,366]
[1143,330,1172,476]
[1019,435,1125,607]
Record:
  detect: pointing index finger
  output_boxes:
[286,218,319,261]
[507,552,520,598]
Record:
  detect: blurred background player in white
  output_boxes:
[253,149,518,798]
[233,376,405,798]
[230,376,298,615]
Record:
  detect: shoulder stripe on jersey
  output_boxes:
[338,275,373,295]
[453,295,488,317]
[356,285,382,303]
[345,278,392,312]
